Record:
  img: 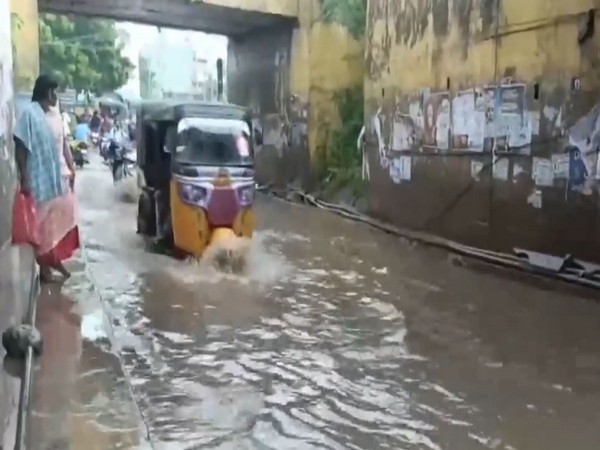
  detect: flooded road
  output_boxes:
[30,157,600,449]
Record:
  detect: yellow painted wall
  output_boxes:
[19,0,365,179]
[365,0,600,105]
[364,0,600,260]
[201,0,299,17]
[289,0,365,170]
[10,0,39,91]
[308,23,364,164]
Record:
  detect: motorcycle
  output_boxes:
[69,140,89,169]
[90,131,101,148]
[110,140,136,183]
[99,137,111,163]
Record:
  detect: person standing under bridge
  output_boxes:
[13,74,80,283]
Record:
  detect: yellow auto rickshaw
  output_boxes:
[135,100,261,258]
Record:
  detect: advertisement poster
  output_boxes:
[567,145,590,193]
[451,88,486,151]
[532,157,554,187]
[422,90,450,150]
[486,84,532,152]
[391,115,415,151]
[565,104,600,194]
[389,156,411,184]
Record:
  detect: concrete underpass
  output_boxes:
[4,1,600,448]
[21,0,323,188]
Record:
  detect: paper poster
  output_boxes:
[389,156,411,184]
[452,89,485,151]
[493,156,509,180]
[471,160,484,180]
[532,157,554,187]
[423,91,450,150]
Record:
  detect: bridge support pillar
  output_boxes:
[228,1,364,190]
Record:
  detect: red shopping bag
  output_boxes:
[11,190,40,248]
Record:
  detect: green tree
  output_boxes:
[39,13,134,94]
[319,0,367,39]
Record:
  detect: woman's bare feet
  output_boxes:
[39,265,57,284]
[55,262,71,280]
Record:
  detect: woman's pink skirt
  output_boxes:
[37,227,80,266]
[35,182,80,266]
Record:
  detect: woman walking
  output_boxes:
[13,74,80,282]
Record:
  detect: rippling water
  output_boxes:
[30,159,600,450]
[80,227,464,450]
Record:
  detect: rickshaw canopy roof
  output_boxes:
[140,100,249,123]
[96,95,128,110]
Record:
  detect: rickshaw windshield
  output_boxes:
[175,117,252,166]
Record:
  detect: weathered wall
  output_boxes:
[306,21,365,176]
[10,0,39,91]
[295,0,365,187]
[1,0,17,243]
[202,0,298,17]
[365,0,600,263]
[231,0,365,189]
[227,24,306,186]
[24,0,365,189]
[1,1,34,443]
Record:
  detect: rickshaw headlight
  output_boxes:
[238,185,254,206]
[178,183,208,206]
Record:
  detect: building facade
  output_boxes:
[139,31,220,100]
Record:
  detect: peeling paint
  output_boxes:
[0,0,16,245]
[373,81,532,161]
[365,0,600,262]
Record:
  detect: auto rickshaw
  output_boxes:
[135,100,261,258]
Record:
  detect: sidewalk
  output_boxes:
[0,150,153,448]
[19,249,148,449]
[0,244,35,449]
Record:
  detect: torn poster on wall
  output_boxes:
[564,103,600,195]
[489,83,532,152]
[422,90,450,150]
[371,82,534,186]
[385,82,532,155]
[532,157,554,187]
[451,88,486,151]
[388,156,411,183]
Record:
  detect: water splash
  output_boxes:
[165,231,292,287]
[114,175,139,203]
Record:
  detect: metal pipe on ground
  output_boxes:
[14,258,39,450]
[269,187,600,292]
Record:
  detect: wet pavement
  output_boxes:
[27,155,600,450]
[1,244,35,449]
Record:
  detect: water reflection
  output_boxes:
[28,282,145,449]
[83,227,450,449]
[70,160,600,449]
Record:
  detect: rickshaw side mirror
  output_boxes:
[164,126,177,154]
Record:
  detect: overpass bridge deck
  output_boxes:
[37,0,298,36]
